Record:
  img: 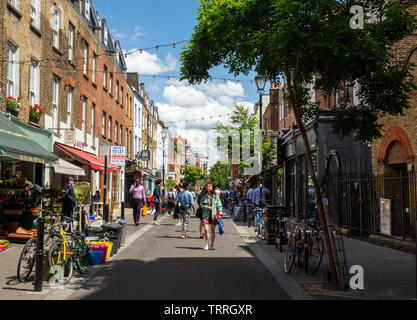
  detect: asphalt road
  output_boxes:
[65,213,291,300]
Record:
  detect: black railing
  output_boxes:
[333,172,416,241]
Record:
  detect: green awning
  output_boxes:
[0,112,58,165]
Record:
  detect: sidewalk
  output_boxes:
[232,216,416,300]
[0,207,165,300]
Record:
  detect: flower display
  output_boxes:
[7,96,22,110]
[29,104,44,120]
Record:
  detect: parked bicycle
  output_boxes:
[275,215,288,253]
[253,206,267,240]
[283,218,324,275]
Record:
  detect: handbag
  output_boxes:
[196,207,202,219]
[216,213,224,235]
[141,205,148,217]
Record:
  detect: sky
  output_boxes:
[93,0,261,165]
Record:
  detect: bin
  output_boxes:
[87,227,105,239]
[105,232,120,256]
[114,219,127,247]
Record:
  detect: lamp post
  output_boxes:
[255,75,267,208]
[161,127,168,192]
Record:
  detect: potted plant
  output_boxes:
[29,104,43,124]
[6,96,21,117]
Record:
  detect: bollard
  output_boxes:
[121,202,125,220]
[81,209,86,232]
[243,201,247,223]
[104,204,110,223]
[34,217,45,292]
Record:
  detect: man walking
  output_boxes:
[252,182,271,207]
[152,180,163,225]
[129,178,146,226]
[177,183,195,239]
[62,177,77,219]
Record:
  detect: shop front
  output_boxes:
[0,112,59,240]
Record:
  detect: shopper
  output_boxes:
[129,178,146,226]
[200,183,223,250]
[167,187,176,215]
[62,177,77,219]
[152,180,163,225]
[174,183,184,226]
[177,182,195,239]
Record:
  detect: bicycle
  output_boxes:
[253,206,267,240]
[283,219,324,275]
[275,215,288,253]
[48,216,88,285]
[16,209,60,283]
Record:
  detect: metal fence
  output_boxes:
[328,172,416,241]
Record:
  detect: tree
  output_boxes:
[214,105,276,177]
[209,161,231,189]
[181,0,416,288]
[164,178,177,189]
[183,166,206,186]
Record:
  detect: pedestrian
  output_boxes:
[177,182,195,239]
[245,184,254,221]
[252,182,271,207]
[174,183,184,226]
[199,183,223,250]
[167,187,176,215]
[129,178,146,226]
[62,177,77,219]
[152,180,163,225]
[196,186,207,239]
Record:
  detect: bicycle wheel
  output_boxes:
[17,238,37,282]
[308,236,324,275]
[283,234,296,274]
[48,241,74,285]
[72,234,88,274]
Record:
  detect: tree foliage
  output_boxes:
[183,166,206,186]
[209,161,231,189]
[181,0,417,143]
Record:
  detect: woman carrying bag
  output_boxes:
[199,183,223,251]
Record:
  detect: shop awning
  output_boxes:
[55,143,119,172]
[0,113,58,165]
[49,158,86,176]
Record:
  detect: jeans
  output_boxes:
[133,199,144,223]
[154,201,161,221]
[180,207,191,235]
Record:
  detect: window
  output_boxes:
[92,54,97,83]
[83,42,88,76]
[29,59,40,106]
[52,6,60,49]
[109,73,113,94]
[30,0,41,29]
[68,24,74,61]
[84,0,90,20]
[52,77,59,130]
[121,87,124,106]
[6,43,19,98]
[9,0,20,10]
[108,116,112,140]
[103,27,108,46]
[67,87,73,126]
[91,104,95,145]
[103,66,107,89]
[102,112,106,137]
[82,97,87,139]
[115,121,118,144]
[116,81,119,101]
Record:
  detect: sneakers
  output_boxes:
[203,245,209,251]
[209,246,215,250]
[175,223,182,226]
[181,234,187,239]
[153,221,160,225]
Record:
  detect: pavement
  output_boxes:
[0,207,415,300]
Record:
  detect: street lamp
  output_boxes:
[255,75,267,207]
[161,127,168,192]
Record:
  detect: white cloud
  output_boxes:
[196,81,245,98]
[131,26,145,40]
[125,51,177,75]
[111,29,126,39]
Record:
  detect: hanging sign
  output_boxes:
[110,146,126,166]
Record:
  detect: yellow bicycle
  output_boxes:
[48,216,88,285]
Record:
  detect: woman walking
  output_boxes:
[174,183,184,226]
[196,186,207,239]
[167,187,176,215]
[199,183,223,250]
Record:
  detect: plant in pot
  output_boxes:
[6,96,21,117]
[29,104,43,124]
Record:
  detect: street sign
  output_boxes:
[263,131,282,136]
[110,146,126,166]
[141,150,150,161]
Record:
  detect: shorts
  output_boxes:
[202,216,218,226]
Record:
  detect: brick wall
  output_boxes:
[0,0,6,108]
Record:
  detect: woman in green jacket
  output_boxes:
[199,183,223,250]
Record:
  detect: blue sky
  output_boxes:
[94,0,260,161]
